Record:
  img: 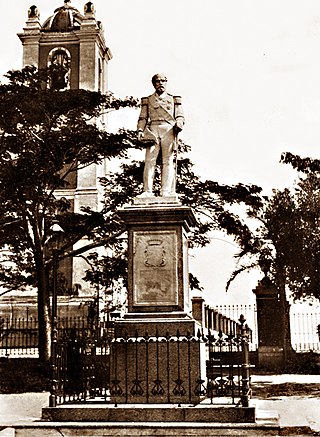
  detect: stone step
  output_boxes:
[41,404,256,424]
[256,408,279,426]
[11,421,281,436]
[5,409,315,436]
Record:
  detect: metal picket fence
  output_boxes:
[0,316,103,357]
[0,316,38,357]
[1,304,320,356]
[290,306,320,352]
[49,317,252,407]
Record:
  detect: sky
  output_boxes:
[2,0,320,306]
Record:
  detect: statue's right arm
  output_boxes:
[137,97,149,136]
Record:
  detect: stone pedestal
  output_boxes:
[112,200,207,404]
[117,201,196,314]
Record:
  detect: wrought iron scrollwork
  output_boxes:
[51,318,252,407]
[130,379,144,396]
[110,379,123,397]
[173,378,186,396]
[151,379,165,396]
[194,378,207,396]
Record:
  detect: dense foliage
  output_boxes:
[0,66,138,360]
[0,67,264,360]
[4,66,319,361]
[226,152,320,302]
[82,141,264,294]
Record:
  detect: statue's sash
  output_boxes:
[148,95,176,126]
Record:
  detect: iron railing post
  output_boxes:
[240,314,250,408]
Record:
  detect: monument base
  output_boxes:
[110,316,207,404]
[133,194,180,206]
[42,403,256,423]
[115,312,201,337]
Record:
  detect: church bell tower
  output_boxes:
[18,1,112,301]
[18,1,112,92]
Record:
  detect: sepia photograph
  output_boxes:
[0,1,319,435]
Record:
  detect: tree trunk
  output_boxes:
[277,268,294,363]
[282,292,294,355]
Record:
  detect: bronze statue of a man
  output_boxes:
[137,73,184,197]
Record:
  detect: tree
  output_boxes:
[82,141,264,298]
[0,66,264,362]
[225,187,299,355]
[218,151,320,359]
[0,66,138,361]
[226,151,320,302]
[278,152,320,301]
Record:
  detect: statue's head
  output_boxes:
[152,73,167,95]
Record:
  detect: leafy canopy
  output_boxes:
[226,151,320,301]
[83,141,264,294]
[0,66,266,300]
[0,66,139,293]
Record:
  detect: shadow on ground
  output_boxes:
[252,381,320,398]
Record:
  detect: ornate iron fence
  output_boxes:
[0,317,38,356]
[0,316,107,357]
[50,316,252,407]
[2,305,319,356]
[0,310,253,356]
[213,303,320,352]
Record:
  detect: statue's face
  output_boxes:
[153,74,167,94]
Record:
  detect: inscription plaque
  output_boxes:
[133,230,178,306]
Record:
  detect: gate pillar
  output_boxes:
[253,277,292,369]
